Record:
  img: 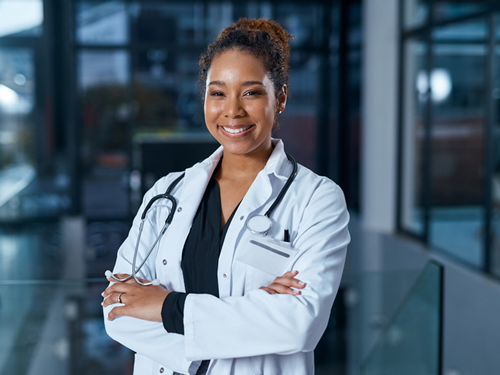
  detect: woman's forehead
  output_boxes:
[206,50,272,87]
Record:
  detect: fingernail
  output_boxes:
[101,292,104,297]
[293,290,301,294]
[298,281,306,286]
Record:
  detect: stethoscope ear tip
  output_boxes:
[151,279,160,286]
[105,270,112,278]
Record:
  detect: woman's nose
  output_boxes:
[224,96,245,118]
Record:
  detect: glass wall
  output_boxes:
[0,0,72,221]
[401,38,427,236]
[75,0,345,219]
[0,0,360,223]
[430,19,487,268]
[399,1,500,275]
[491,21,500,276]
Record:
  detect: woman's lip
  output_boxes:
[219,124,255,136]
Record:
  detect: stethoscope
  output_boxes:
[106,153,298,286]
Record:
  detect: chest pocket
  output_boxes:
[237,235,297,273]
[235,240,297,294]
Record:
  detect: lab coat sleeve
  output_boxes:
[184,180,350,360]
[103,175,199,374]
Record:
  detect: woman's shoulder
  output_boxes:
[295,163,344,197]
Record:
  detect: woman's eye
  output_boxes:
[210,91,224,97]
[244,90,261,96]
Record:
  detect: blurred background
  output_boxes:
[0,0,499,374]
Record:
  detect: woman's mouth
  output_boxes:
[220,125,253,135]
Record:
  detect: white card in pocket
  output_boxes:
[237,235,298,276]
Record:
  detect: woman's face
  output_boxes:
[204,49,286,158]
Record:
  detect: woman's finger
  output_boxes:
[273,276,306,289]
[281,270,299,277]
[259,286,278,295]
[102,292,125,307]
[266,283,301,295]
[107,305,127,321]
[102,282,136,298]
[270,272,306,289]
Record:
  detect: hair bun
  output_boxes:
[219,18,295,71]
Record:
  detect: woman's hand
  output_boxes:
[102,274,170,322]
[259,270,306,295]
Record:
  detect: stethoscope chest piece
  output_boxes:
[246,215,272,236]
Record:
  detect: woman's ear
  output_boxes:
[277,85,288,114]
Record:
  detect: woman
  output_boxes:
[102,18,350,375]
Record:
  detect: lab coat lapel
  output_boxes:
[217,167,274,298]
[170,157,221,248]
[158,149,222,289]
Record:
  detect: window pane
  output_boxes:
[79,50,129,89]
[434,1,487,22]
[0,0,43,38]
[133,49,204,131]
[433,20,486,42]
[276,4,323,47]
[205,3,234,43]
[491,43,500,277]
[403,0,429,29]
[243,2,273,20]
[0,48,36,219]
[274,51,319,171]
[429,20,487,268]
[78,50,130,218]
[76,1,128,45]
[401,39,427,236]
[132,3,204,46]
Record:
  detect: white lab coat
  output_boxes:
[104,139,350,375]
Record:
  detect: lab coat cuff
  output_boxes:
[184,293,198,360]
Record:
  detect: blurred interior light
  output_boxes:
[14,74,27,86]
[0,84,19,107]
[0,84,32,114]
[416,69,452,102]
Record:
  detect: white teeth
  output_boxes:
[222,126,251,134]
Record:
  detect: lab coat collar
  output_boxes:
[264,139,292,182]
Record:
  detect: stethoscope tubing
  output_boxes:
[264,153,297,218]
[107,173,185,286]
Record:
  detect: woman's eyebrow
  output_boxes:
[208,80,225,86]
[242,81,265,87]
[208,80,265,87]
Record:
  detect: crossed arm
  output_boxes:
[101,270,306,322]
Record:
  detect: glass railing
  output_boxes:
[0,279,134,375]
[0,264,442,375]
[316,267,430,375]
[360,262,443,375]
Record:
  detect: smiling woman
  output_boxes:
[102,18,350,375]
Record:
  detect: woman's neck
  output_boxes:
[215,145,273,182]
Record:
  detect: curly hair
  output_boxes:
[198,18,295,101]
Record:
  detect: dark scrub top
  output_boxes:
[161,176,238,375]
